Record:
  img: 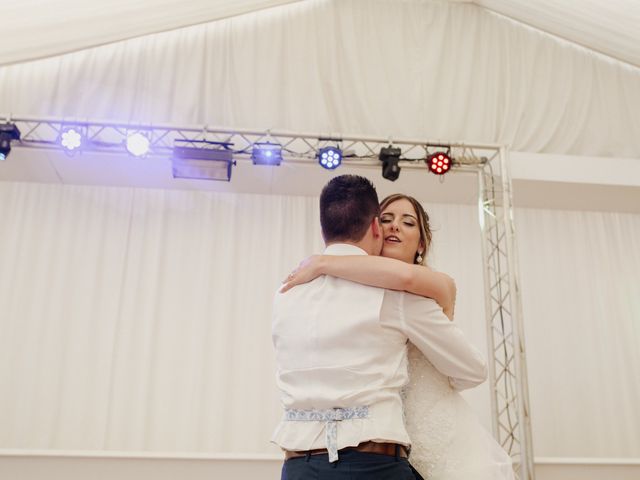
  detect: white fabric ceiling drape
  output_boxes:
[3,1,640,68]
[477,0,640,67]
[1,0,639,158]
[0,180,638,458]
[0,0,301,66]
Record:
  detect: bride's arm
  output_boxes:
[281,255,456,319]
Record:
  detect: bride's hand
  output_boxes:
[280,255,325,293]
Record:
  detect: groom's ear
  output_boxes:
[371,216,382,238]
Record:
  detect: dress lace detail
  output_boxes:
[403,343,515,480]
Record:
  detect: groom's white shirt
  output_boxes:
[271,243,487,452]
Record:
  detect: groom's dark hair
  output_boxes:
[320,175,380,243]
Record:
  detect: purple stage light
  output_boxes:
[252,143,282,165]
[318,147,342,170]
[126,132,150,157]
[60,127,82,151]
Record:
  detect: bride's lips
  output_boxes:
[384,235,401,244]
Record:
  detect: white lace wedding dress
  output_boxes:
[403,343,515,479]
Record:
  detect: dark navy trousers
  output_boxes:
[281,450,424,480]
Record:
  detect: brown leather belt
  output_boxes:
[284,441,408,461]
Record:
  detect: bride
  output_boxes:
[281,193,514,480]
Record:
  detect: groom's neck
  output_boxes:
[325,239,374,256]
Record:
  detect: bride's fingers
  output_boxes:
[282,272,296,283]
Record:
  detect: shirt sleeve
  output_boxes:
[400,292,488,391]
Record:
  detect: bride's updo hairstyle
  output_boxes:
[379,194,432,266]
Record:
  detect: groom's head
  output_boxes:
[319,175,382,255]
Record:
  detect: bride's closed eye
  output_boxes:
[380,215,416,227]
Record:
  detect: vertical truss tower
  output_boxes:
[477,147,535,480]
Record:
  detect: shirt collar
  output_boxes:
[323,243,368,256]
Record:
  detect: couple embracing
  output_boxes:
[272,175,513,479]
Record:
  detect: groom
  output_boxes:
[271,174,487,479]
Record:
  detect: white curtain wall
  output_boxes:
[0,180,638,459]
[1,0,640,158]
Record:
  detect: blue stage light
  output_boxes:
[252,142,282,165]
[60,127,83,151]
[318,146,342,170]
[0,123,21,161]
[126,132,150,157]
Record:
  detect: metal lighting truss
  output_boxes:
[475,149,536,480]
[6,115,535,479]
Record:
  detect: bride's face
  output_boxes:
[380,198,424,264]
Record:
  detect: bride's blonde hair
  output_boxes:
[379,194,432,266]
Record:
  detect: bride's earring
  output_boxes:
[416,252,423,264]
